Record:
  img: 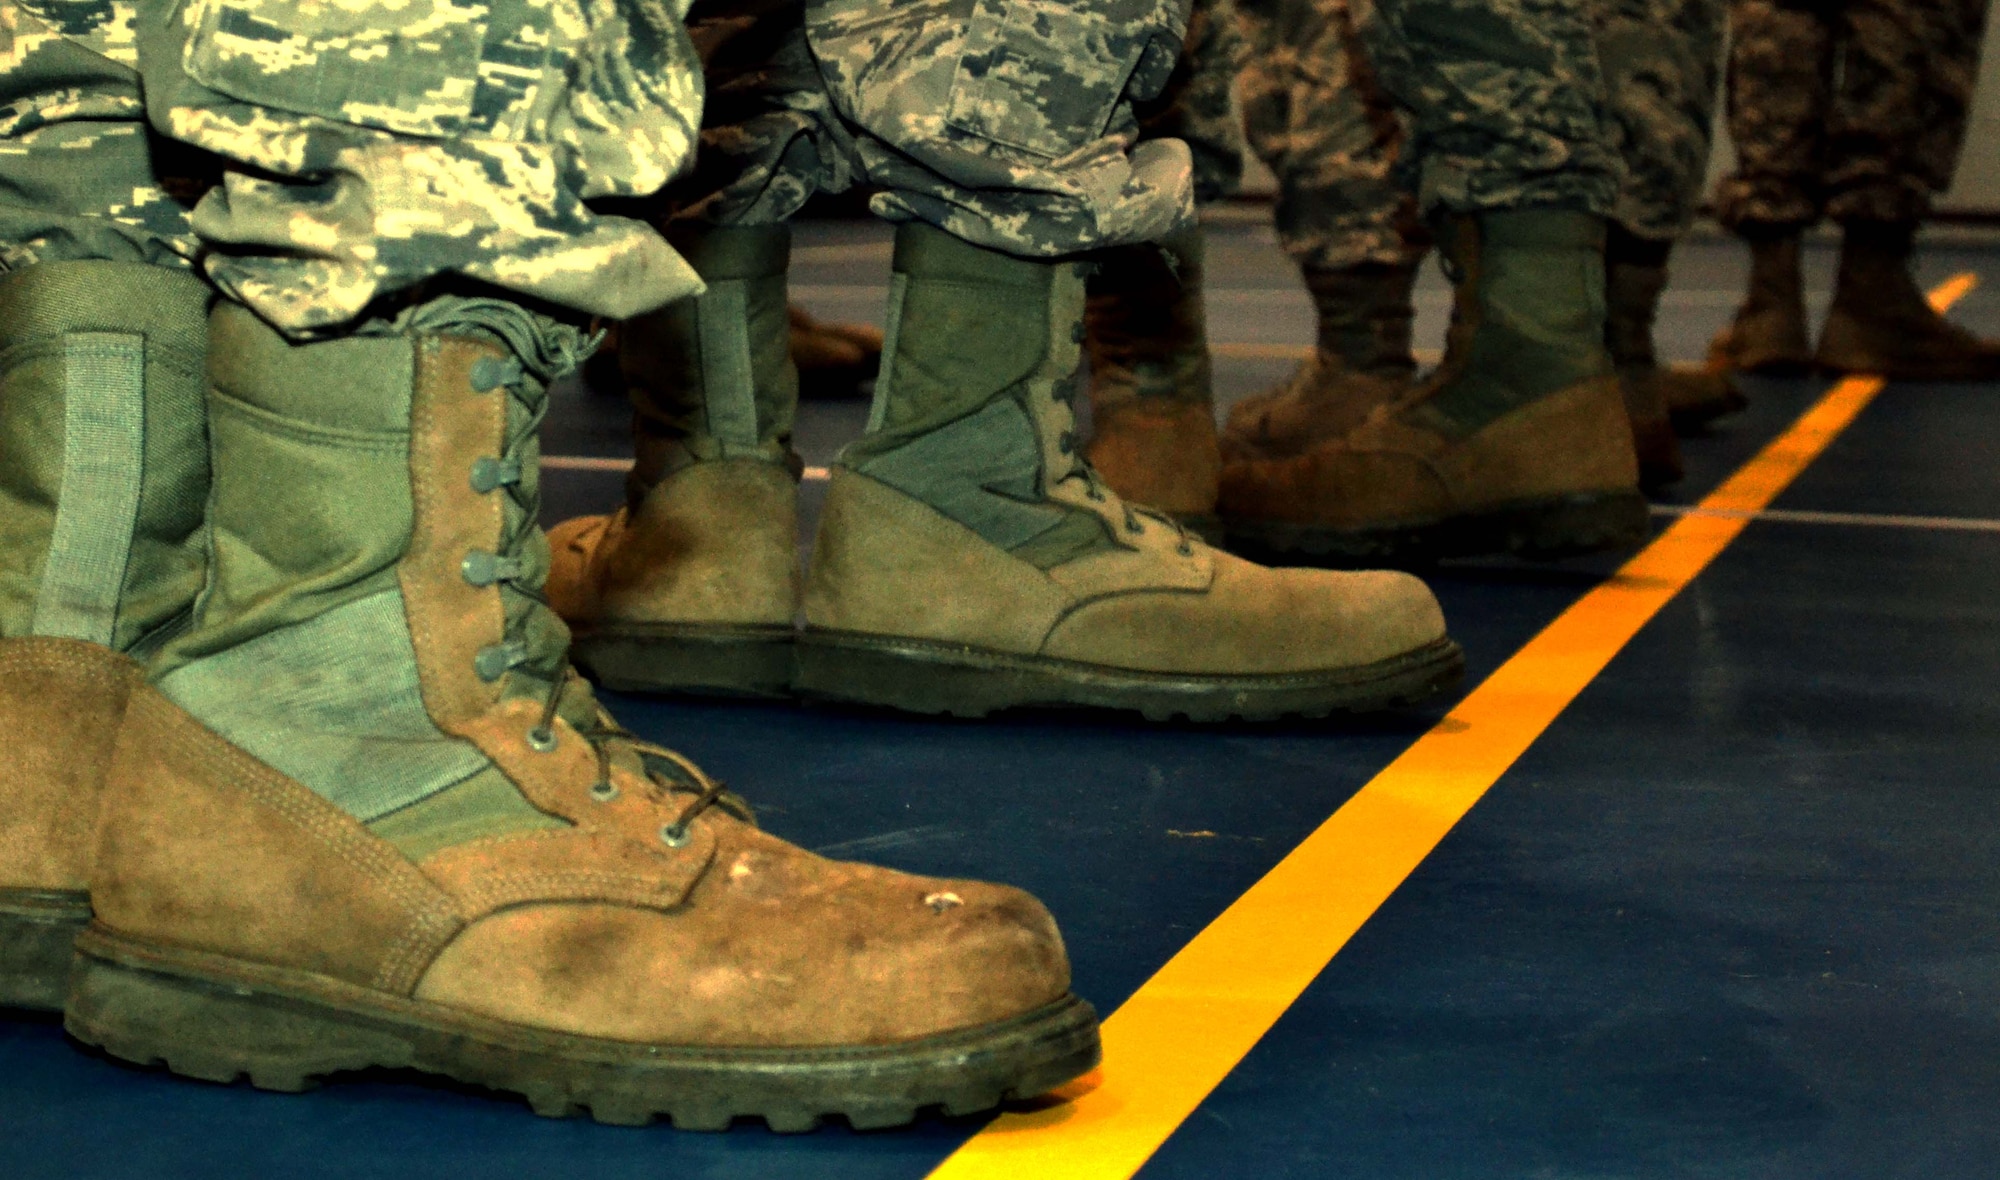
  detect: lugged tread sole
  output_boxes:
[0,888,90,1011]
[571,623,797,700]
[793,633,1464,722]
[1224,490,1651,568]
[65,926,1100,1131]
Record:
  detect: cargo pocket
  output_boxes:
[179,0,569,141]
[943,0,1187,159]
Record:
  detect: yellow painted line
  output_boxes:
[928,274,1977,1180]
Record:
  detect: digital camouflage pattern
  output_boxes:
[1714,0,1992,228]
[668,0,1196,257]
[1365,0,1620,218]
[1134,0,1246,204]
[0,1,201,272]
[2,0,710,335]
[1164,0,1714,268]
[1595,0,1724,238]
[1234,0,1426,269]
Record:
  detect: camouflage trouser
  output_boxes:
[1235,0,1424,269]
[1597,0,1726,239]
[667,0,1195,257]
[1135,0,1247,204]
[0,0,710,335]
[1224,0,1712,268]
[1713,0,1992,228]
[1365,0,1621,218]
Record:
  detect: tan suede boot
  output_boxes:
[797,224,1461,722]
[65,297,1095,1125]
[1082,228,1222,539]
[0,260,212,1010]
[1604,227,1686,489]
[547,225,801,698]
[1708,226,1813,376]
[1221,211,1648,564]
[1222,261,1419,462]
[1815,220,2000,380]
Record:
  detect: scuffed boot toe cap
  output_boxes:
[414,826,1072,1048]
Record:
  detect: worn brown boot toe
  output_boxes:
[71,685,1094,1129]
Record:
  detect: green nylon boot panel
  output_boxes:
[0,261,213,654]
[620,222,799,501]
[843,222,1118,570]
[151,301,564,846]
[1417,210,1613,435]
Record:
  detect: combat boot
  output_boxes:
[1220,211,1648,564]
[0,260,213,1010]
[1222,261,1418,461]
[65,296,1096,1125]
[796,223,1461,721]
[1082,227,1221,539]
[1604,227,1687,488]
[1815,220,2000,380]
[1707,225,1813,376]
[547,224,800,698]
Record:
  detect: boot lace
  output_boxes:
[1051,381,1197,557]
[464,330,746,844]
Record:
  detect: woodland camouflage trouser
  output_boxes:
[1714,0,1992,227]
[666,0,1196,257]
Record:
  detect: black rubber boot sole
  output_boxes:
[793,633,1463,722]
[1226,490,1651,568]
[0,888,90,1011]
[571,623,796,700]
[66,926,1100,1131]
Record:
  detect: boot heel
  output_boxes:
[65,939,413,1091]
[0,890,90,1011]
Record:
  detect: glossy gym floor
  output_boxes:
[7,214,1997,1178]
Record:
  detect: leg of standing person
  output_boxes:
[545,0,1461,720]
[1710,0,1833,374]
[1595,0,1736,481]
[1221,0,1649,564]
[1079,0,1244,538]
[1222,0,1430,463]
[1812,0,2000,378]
[1,0,1103,1122]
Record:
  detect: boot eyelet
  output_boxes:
[589,781,619,803]
[526,725,557,753]
[1176,542,1195,557]
[659,822,692,848]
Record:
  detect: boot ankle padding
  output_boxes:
[0,261,213,650]
[546,459,799,630]
[806,471,1446,676]
[0,638,138,893]
[1224,377,1637,527]
[94,683,1070,1046]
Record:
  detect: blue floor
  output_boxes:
[6,219,1998,1179]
